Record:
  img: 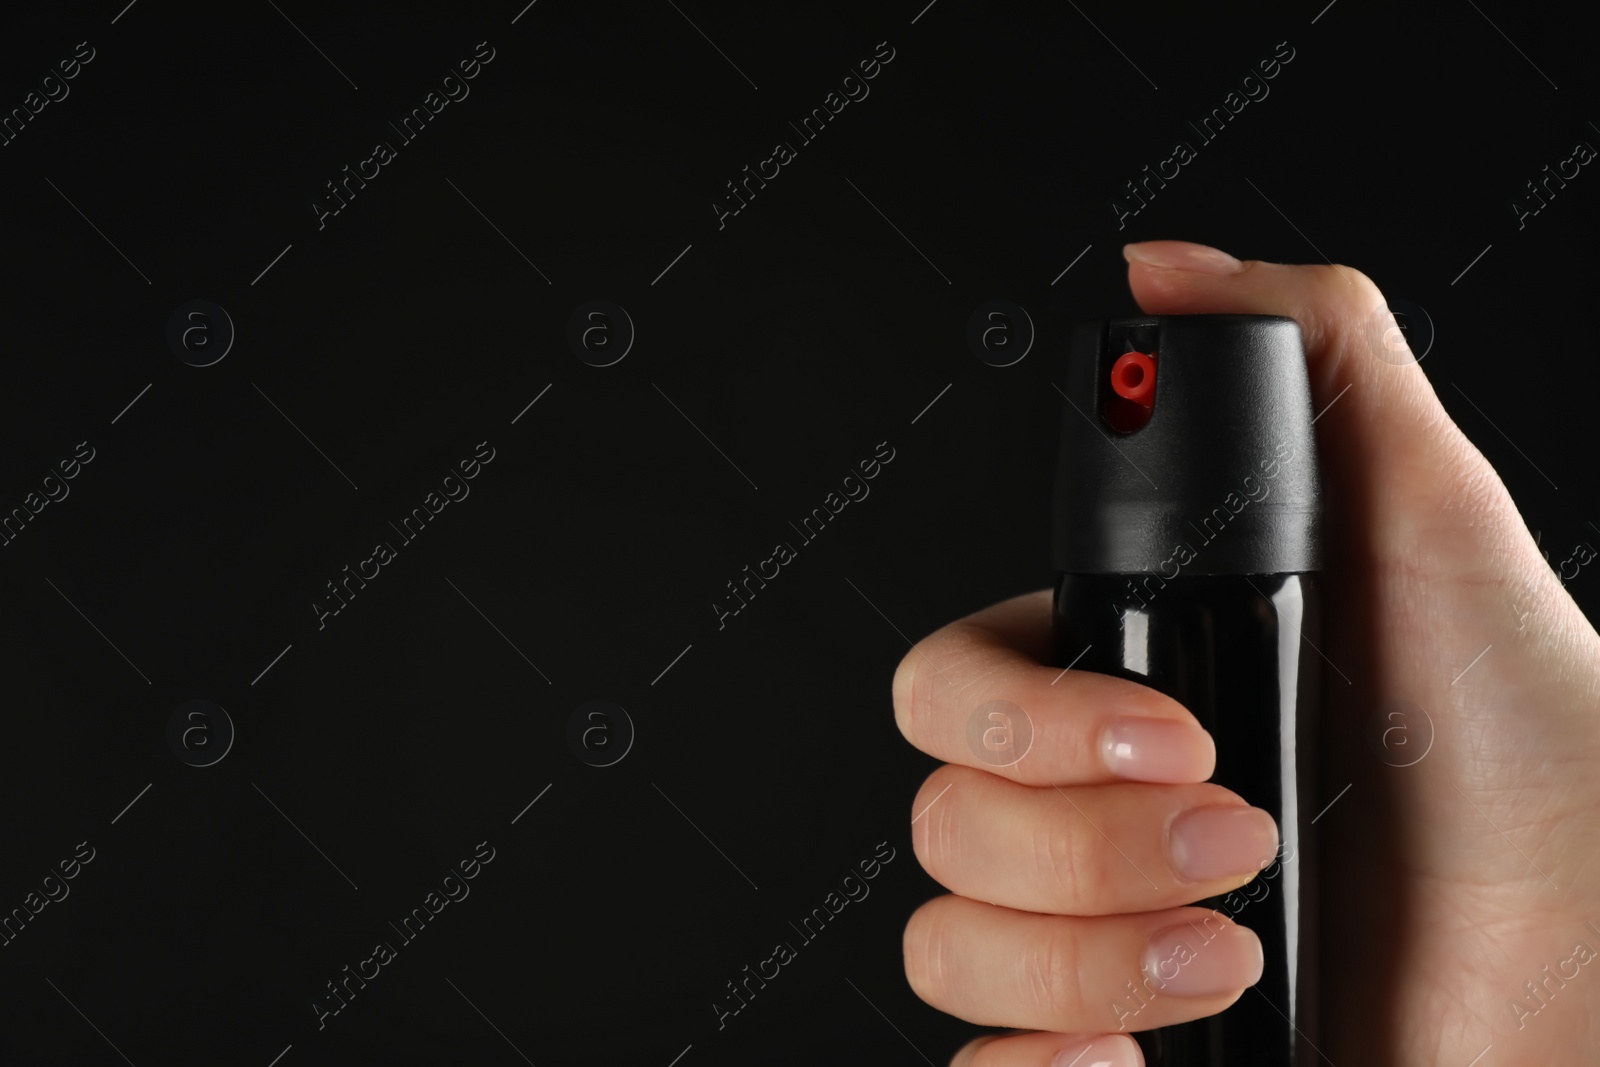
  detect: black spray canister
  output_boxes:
[1051,314,1323,1066]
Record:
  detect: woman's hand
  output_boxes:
[894,241,1600,1066]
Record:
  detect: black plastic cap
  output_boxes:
[1052,314,1323,575]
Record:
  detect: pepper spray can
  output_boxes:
[1051,314,1322,1065]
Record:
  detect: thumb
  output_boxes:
[1120,239,1516,566]
[1121,240,1548,605]
[1124,240,1450,485]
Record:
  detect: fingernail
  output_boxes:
[1099,716,1215,783]
[1123,240,1243,274]
[1164,799,1273,883]
[1168,805,1280,882]
[1053,1034,1142,1067]
[1142,920,1263,997]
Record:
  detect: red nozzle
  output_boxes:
[1110,350,1156,408]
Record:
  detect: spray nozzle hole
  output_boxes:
[1109,350,1157,409]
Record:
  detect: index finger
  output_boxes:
[891,588,1215,785]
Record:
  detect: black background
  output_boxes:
[1,2,1595,1065]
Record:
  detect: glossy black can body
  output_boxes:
[1053,571,1321,1066]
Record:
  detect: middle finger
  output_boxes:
[912,764,1280,916]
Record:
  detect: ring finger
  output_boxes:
[904,896,1264,1034]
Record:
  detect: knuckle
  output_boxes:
[911,768,962,886]
[891,643,924,745]
[893,623,1011,758]
[1332,261,1382,296]
[902,899,953,1011]
[1022,924,1084,1025]
[1323,262,1387,317]
[1035,812,1101,910]
[894,634,955,753]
